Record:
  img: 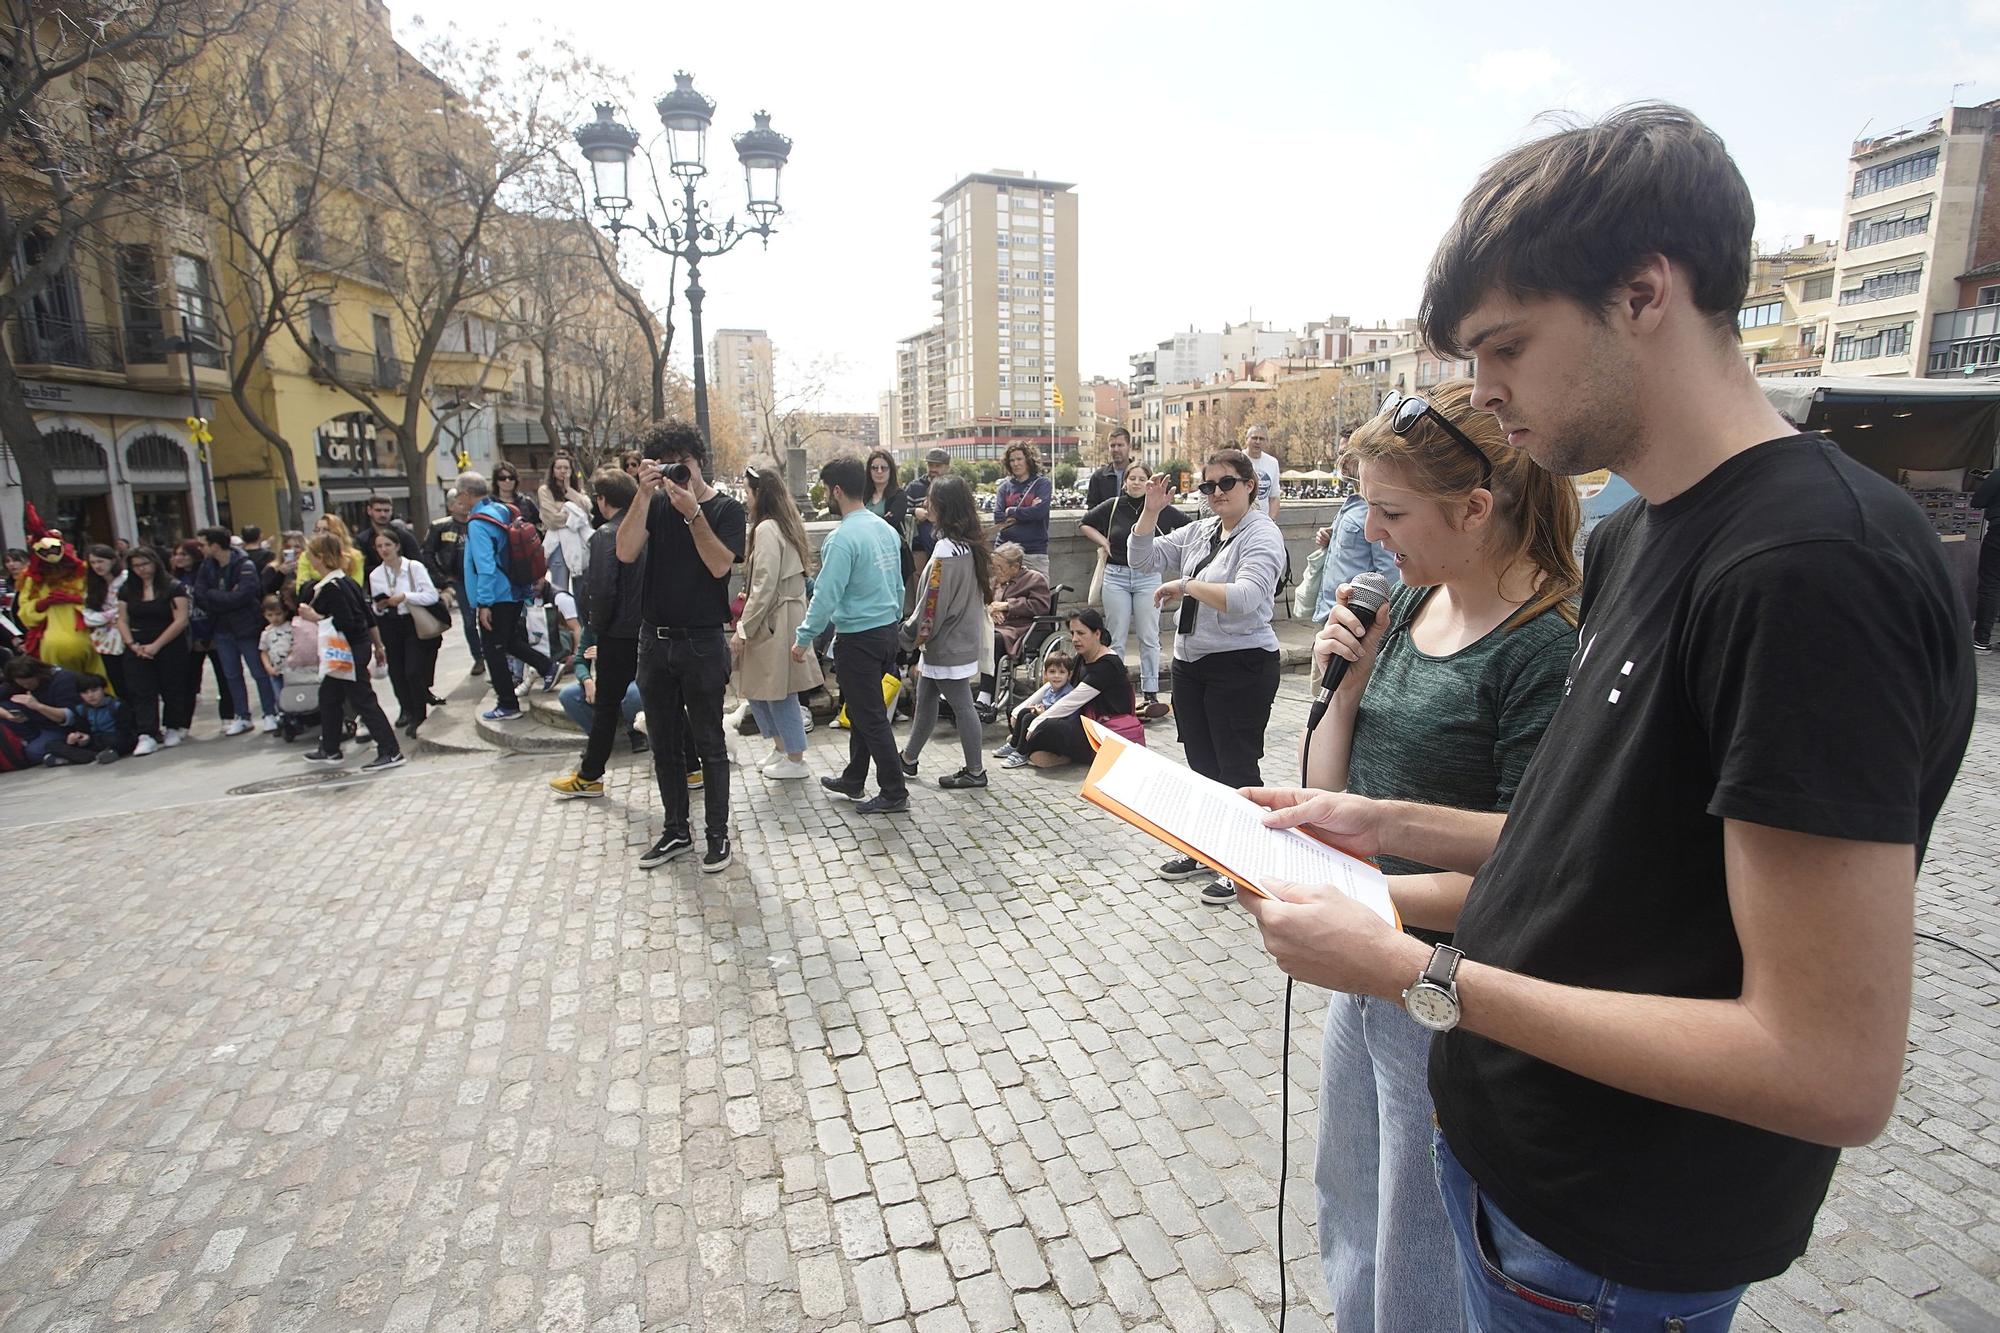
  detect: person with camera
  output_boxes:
[368,528,444,737]
[616,422,747,874]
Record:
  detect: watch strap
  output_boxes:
[1421,944,1463,989]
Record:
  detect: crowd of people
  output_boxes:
[5,100,1990,1333]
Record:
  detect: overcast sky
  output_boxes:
[401,0,1996,412]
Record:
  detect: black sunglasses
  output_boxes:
[1380,391,1494,486]
[1195,476,1247,496]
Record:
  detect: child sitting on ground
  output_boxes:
[995,653,1073,766]
[53,672,133,764]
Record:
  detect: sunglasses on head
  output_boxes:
[1195,475,1247,496]
[1380,392,1494,486]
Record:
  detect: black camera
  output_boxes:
[663,462,691,485]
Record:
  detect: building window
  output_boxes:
[1738,301,1784,330]
[117,245,165,361]
[1980,285,2000,307]
[1831,323,1912,362]
[1838,267,1923,305]
[307,299,336,348]
[172,254,221,364]
[1852,147,1939,198]
[1803,274,1834,303]
[1846,209,1930,250]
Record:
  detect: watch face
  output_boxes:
[1405,984,1459,1031]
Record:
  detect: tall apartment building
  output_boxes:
[895,325,947,450]
[929,170,1079,459]
[1825,102,1999,377]
[710,328,774,448]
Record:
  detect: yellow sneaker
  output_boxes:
[686,768,704,790]
[549,772,605,799]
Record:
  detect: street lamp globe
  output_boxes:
[574,104,640,221]
[733,110,792,229]
[655,71,715,181]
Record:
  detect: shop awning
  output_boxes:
[1760,376,2000,480]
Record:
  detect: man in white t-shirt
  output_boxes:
[1243,423,1282,520]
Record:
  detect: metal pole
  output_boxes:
[184,346,217,527]
[684,176,711,446]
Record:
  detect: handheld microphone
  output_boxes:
[1306,571,1393,735]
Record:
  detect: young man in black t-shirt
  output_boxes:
[615,421,748,874]
[1084,427,1134,510]
[1241,104,1975,1325]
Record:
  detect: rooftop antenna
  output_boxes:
[1950,82,1970,107]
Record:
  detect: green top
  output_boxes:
[1345,583,1576,944]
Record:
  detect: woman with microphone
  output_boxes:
[1127,447,1287,907]
[1301,378,1579,1333]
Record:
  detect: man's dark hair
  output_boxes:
[199,526,232,549]
[240,525,262,543]
[75,672,106,693]
[592,467,638,511]
[1109,427,1131,444]
[636,419,709,472]
[3,655,52,685]
[821,456,867,504]
[1420,102,1754,358]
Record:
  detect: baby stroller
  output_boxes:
[275,615,357,744]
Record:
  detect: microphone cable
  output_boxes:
[1276,975,1297,1332]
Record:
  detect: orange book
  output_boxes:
[1078,718,1398,925]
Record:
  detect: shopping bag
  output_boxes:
[318,624,357,682]
[835,672,903,729]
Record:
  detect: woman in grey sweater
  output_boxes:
[1127,448,1288,905]
[898,476,993,789]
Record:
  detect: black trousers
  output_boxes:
[835,622,906,799]
[636,628,731,839]
[1976,528,2000,641]
[177,646,231,724]
[123,639,193,737]
[578,634,640,782]
[379,614,442,725]
[1171,647,1281,789]
[480,600,552,709]
[318,671,399,758]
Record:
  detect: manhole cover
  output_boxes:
[227,771,372,797]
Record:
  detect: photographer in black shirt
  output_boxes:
[1241,103,1974,1326]
[616,421,748,875]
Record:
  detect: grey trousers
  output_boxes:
[902,673,984,775]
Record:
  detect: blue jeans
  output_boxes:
[212,629,277,719]
[1433,1132,1747,1331]
[1100,563,1162,691]
[1318,994,1462,1333]
[748,693,807,754]
[558,679,640,733]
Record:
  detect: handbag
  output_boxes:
[318,623,357,682]
[408,601,446,641]
[1085,702,1146,745]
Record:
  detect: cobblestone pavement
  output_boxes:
[2,659,1998,1333]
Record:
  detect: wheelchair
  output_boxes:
[985,582,1076,721]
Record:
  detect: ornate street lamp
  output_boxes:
[576,73,793,447]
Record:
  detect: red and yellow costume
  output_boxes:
[17,505,105,679]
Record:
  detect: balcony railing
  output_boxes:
[296,231,404,291]
[308,342,409,391]
[7,317,124,372]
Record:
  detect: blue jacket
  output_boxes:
[191,549,264,638]
[465,499,522,607]
[995,475,1054,554]
[795,509,906,647]
[1314,493,1399,623]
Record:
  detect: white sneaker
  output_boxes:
[258,715,279,734]
[632,710,647,735]
[800,703,815,733]
[132,735,160,756]
[161,728,186,748]
[223,718,253,737]
[766,757,811,780]
[759,748,787,772]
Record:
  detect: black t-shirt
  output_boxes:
[1078,650,1134,716]
[1080,494,1191,565]
[640,489,747,630]
[119,577,188,642]
[1432,435,1975,1291]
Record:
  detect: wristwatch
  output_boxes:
[1402,943,1464,1032]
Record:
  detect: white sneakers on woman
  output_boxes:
[161,728,186,747]
[132,735,160,756]
[765,757,811,780]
